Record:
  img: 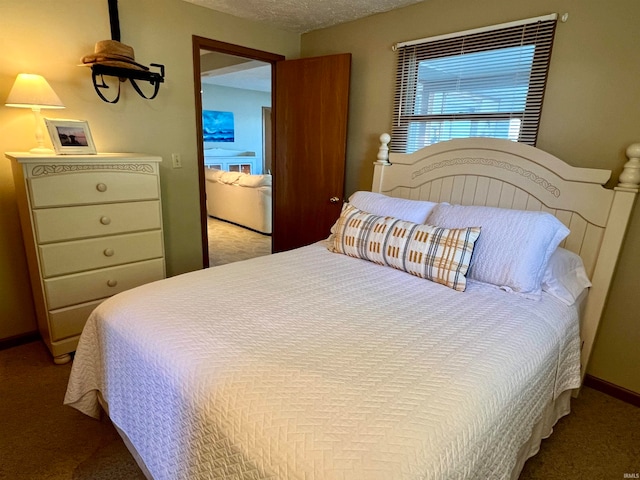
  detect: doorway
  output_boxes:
[192,36,284,268]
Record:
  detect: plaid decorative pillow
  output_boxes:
[329,203,481,291]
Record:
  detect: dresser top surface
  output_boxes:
[5,152,162,163]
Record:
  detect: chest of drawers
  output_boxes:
[6,153,166,364]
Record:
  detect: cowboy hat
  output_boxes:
[81,40,149,71]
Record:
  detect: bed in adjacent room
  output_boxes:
[65,135,639,480]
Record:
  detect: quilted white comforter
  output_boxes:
[65,241,581,480]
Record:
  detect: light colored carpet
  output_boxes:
[1,341,639,479]
[207,216,271,267]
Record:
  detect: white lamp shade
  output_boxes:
[5,73,65,109]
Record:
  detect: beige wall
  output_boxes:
[0,0,299,339]
[301,0,640,394]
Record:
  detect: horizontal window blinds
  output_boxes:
[392,16,557,153]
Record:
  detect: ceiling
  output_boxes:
[183,0,424,34]
[197,0,425,92]
[201,57,272,92]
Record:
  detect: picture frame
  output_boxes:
[202,110,234,143]
[44,118,97,155]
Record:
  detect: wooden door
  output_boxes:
[273,53,351,252]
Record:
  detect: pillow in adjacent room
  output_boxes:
[204,167,224,183]
[348,191,437,224]
[237,173,272,188]
[219,171,243,185]
[329,203,481,292]
[427,204,569,296]
[542,247,592,305]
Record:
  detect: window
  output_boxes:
[392,15,557,153]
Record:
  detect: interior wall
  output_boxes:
[202,83,271,173]
[300,0,640,394]
[0,0,299,339]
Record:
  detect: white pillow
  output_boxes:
[427,204,570,296]
[542,247,592,305]
[348,191,437,224]
[237,173,272,188]
[204,167,224,182]
[219,171,243,185]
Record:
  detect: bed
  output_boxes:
[64,135,639,480]
[205,167,272,234]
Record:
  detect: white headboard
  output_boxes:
[372,134,639,381]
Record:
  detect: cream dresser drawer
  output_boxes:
[45,258,165,310]
[39,230,164,277]
[49,300,104,342]
[33,200,161,243]
[28,168,159,208]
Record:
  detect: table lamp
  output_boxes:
[5,73,65,154]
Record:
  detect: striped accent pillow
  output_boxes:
[329,203,481,291]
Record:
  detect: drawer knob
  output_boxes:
[107,279,118,287]
[100,216,111,225]
[103,248,115,257]
[96,183,108,192]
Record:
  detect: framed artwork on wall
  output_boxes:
[202,110,234,142]
[44,118,97,154]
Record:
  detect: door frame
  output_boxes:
[192,36,284,268]
[262,106,272,174]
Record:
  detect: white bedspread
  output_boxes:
[65,241,581,480]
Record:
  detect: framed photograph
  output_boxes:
[44,118,97,154]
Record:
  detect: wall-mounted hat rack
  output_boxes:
[82,0,165,103]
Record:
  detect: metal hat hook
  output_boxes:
[91,71,121,104]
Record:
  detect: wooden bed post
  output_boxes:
[619,143,640,189]
[372,133,391,193]
[580,143,640,381]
